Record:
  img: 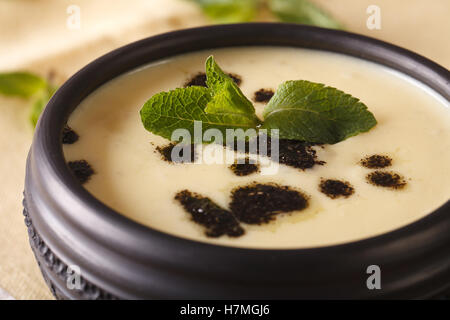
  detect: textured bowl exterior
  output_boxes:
[23,23,450,299]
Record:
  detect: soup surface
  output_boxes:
[64,47,450,248]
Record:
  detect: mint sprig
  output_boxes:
[140,57,260,142]
[261,81,377,144]
[0,71,57,127]
[140,56,376,144]
[205,57,260,125]
[140,86,259,142]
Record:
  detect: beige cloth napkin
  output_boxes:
[0,0,448,300]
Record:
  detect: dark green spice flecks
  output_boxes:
[366,171,407,189]
[227,73,242,86]
[156,143,197,163]
[229,158,260,176]
[62,125,79,144]
[277,139,325,170]
[319,179,354,199]
[229,183,309,225]
[68,160,94,184]
[230,134,325,170]
[253,88,274,103]
[360,154,392,169]
[175,190,244,238]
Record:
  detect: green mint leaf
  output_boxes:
[141,58,376,145]
[262,80,377,144]
[30,85,57,127]
[205,56,260,125]
[268,0,343,29]
[140,86,258,143]
[189,0,259,23]
[0,72,47,98]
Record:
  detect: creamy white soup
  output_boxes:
[64,47,450,248]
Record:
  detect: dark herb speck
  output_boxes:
[156,143,197,163]
[68,160,94,184]
[62,125,79,144]
[184,73,207,87]
[227,73,242,86]
[230,183,308,225]
[278,139,325,170]
[175,190,244,238]
[366,171,407,189]
[229,158,260,176]
[361,155,392,169]
[254,88,274,103]
[319,179,354,199]
[230,134,325,170]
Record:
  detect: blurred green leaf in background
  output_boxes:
[0,72,47,99]
[189,0,343,29]
[190,0,260,23]
[0,72,57,127]
[268,0,342,29]
[29,84,57,127]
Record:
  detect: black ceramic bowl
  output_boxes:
[24,23,450,299]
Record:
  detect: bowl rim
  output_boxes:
[32,23,450,256]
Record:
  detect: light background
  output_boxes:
[0,0,449,299]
